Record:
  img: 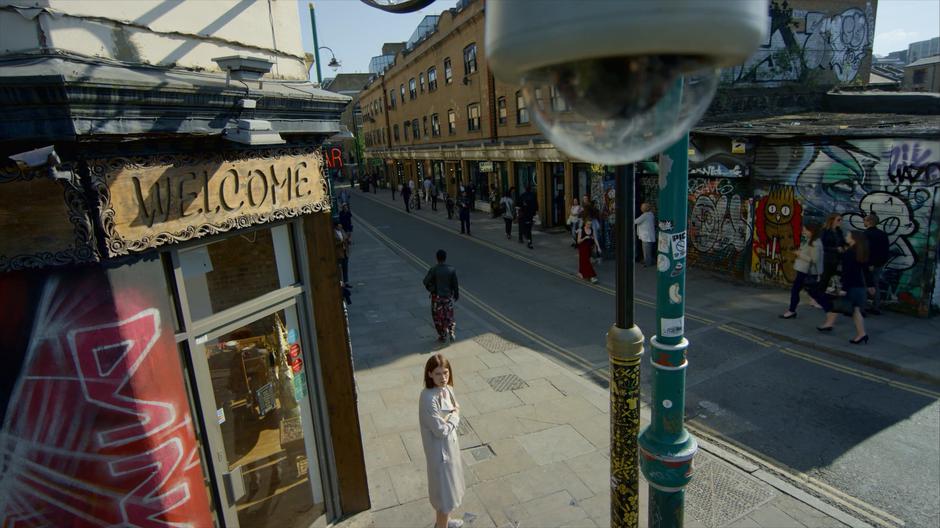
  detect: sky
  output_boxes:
[297,0,940,79]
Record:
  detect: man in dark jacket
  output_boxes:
[402,183,412,213]
[865,213,890,314]
[423,249,459,343]
[518,186,538,249]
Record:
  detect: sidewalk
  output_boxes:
[338,210,870,528]
[353,186,940,386]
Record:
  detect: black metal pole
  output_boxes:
[616,163,636,328]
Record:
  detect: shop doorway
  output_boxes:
[176,224,328,528]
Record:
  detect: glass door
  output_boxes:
[176,224,327,527]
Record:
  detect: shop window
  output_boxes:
[463,43,477,75]
[448,109,457,134]
[467,103,480,132]
[178,226,295,321]
[444,57,453,84]
[516,91,529,124]
[497,97,507,125]
[428,67,438,91]
[409,78,417,100]
[431,113,440,136]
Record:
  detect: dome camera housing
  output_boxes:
[486,0,768,164]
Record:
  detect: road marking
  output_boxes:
[692,421,905,528]
[357,211,920,527]
[356,216,602,377]
[354,193,715,324]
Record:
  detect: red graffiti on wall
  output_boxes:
[753,186,803,282]
[0,270,212,527]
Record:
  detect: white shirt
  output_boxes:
[635,211,656,242]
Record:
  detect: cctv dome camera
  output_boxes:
[486,0,768,164]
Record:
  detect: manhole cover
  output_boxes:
[486,373,528,392]
[464,444,495,463]
[685,451,775,528]
[473,333,517,354]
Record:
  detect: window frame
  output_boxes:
[431,113,440,137]
[419,72,425,93]
[389,90,396,109]
[393,124,400,142]
[516,91,529,124]
[463,43,477,76]
[428,67,438,91]
[411,118,420,140]
[497,97,507,126]
[403,120,409,140]
[409,78,417,100]
[447,109,456,135]
[400,84,406,104]
[444,58,453,84]
[467,103,481,132]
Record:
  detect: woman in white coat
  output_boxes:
[420,354,465,528]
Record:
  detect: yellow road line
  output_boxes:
[354,194,716,323]
[356,216,603,376]
[691,421,905,528]
[354,208,939,400]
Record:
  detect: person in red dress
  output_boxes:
[577,214,601,283]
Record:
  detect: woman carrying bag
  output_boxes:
[819,213,847,294]
[816,230,870,344]
[780,224,823,319]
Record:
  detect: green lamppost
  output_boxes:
[638,131,697,527]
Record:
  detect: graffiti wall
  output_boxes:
[751,138,940,315]
[688,177,755,277]
[0,260,213,526]
[722,0,876,87]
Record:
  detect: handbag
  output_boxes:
[830,295,855,316]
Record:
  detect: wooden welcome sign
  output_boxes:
[90,147,329,257]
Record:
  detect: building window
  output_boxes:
[411,119,419,140]
[403,121,410,140]
[463,43,477,75]
[913,69,927,84]
[497,97,507,125]
[419,72,425,93]
[431,113,440,136]
[423,116,428,137]
[409,78,417,100]
[400,84,406,104]
[550,86,568,112]
[534,87,544,108]
[448,109,456,134]
[428,67,438,91]
[516,91,529,124]
[389,90,396,109]
[467,103,480,132]
[393,124,400,142]
[444,57,453,84]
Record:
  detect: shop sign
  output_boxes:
[91,147,329,256]
[479,161,494,172]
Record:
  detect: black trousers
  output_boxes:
[504,218,513,237]
[404,196,411,212]
[460,218,471,234]
[432,196,438,211]
[520,220,533,243]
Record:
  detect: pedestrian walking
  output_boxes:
[819,213,847,294]
[338,203,353,245]
[635,203,656,267]
[518,185,537,249]
[467,183,476,211]
[445,192,456,219]
[458,191,471,236]
[567,197,582,248]
[500,190,515,240]
[334,220,350,286]
[816,230,869,344]
[371,174,377,193]
[402,184,413,213]
[393,182,398,201]
[423,250,460,343]
[419,353,465,528]
[431,186,440,211]
[424,177,433,204]
[577,214,601,283]
[864,213,889,315]
[779,224,823,319]
[489,185,500,218]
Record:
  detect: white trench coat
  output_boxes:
[419,386,465,513]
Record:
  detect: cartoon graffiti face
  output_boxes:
[763,187,796,227]
[844,192,917,271]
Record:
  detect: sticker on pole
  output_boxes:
[661,316,684,337]
[658,232,670,254]
[657,254,670,272]
[671,231,687,260]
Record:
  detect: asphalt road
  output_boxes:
[353,195,940,528]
